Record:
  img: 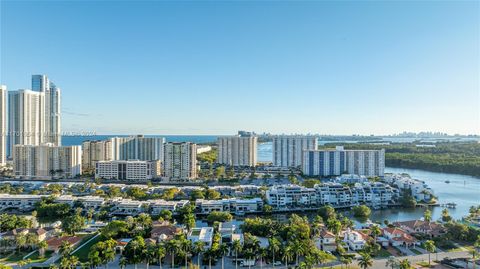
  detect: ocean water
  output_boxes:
[62,135,218,146]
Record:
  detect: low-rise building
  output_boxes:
[382,227,418,247]
[315,230,337,252]
[149,200,189,215]
[196,198,263,214]
[188,227,214,247]
[342,229,368,251]
[95,160,161,181]
[393,220,445,238]
[0,194,46,210]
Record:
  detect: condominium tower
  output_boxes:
[31,75,61,146]
[111,135,165,161]
[8,89,45,155]
[13,144,82,179]
[217,131,257,167]
[0,86,6,165]
[272,135,318,168]
[302,146,385,177]
[163,142,197,180]
[82,140,113,173]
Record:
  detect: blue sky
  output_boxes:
[1,1,478,135]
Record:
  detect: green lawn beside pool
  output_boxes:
[375,248,392,258]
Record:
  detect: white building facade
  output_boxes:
[302,146,385,177]
[82,140,113,173]
[0,86,6,165]
[95,160,161,181]
[163,142,197,180]
[13,144,82,179]
[111,135,165,161]
[217,132,257,167]
[272,135,317,168]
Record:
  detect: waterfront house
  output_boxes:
[382,227,418,247]
[46,236,82,253]
[150,221,182,242]
[342,229,367,251]
[315,229,337,252]
[393,220,445,237]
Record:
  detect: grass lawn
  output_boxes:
[0,251,30,262]
[72,234,101,262]
[25,250,54,263]
[410,248,422,255]
[375,248,392,258]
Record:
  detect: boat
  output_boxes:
[445,180,450,183]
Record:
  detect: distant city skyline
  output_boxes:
[1,1,478,135]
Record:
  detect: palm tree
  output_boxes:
[38,240,48,258]
[385,256,399,269]
[180,239,192,269]
[60,257,71,269]
[282,246,293,269]
[219,243,229,269]
[369,225,381,243]
[192,241,204,269]
[145,245,157,269]
[357,253,373,269]
[15,234,27,251]
[18,260,28,269]
[268,237,280,268]
[470,249,478,269]
[60,241,73,257]
[399,259,411,269]
[156,243,166,269]
[232,239,242,269]
[340,256,353,269]
[119,257,128,269]
[290,240,305,265]
[424,240,436,267]
[129,238,142,269]
[69,255,79,269]
[203,248,215,269]
[166,240,180,268]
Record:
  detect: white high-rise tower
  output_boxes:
[0,86,6,165]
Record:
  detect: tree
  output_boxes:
[62,213,86,235]
[159,210,173,221]
[232,239,242,269]
[219,243,229,269]
[119,257,128,269]
[101,220,129,239]
[282,245,293,269]
[183,213,196,233]
[206,212,233,223]
[370,225,381,243]
[357,253,373,269]
[166,239,180,268]
[340,255,353,269]
[38,240,48,258]
[203,248,216,269]
[156,243,166,269]
[442,208,452,222]
[124,236,146,269]
[144,245,157,269]
[318,206,336,221]
[352,205,372,218]
[205,188,221,200]
[424,209,432,222]
[193,241,205,269]
[59,241,73,257]
[399,259,411,269]
[268,237,280,267]
[89,239,117,269]
[424,240,436,267]
[385,256,399,269]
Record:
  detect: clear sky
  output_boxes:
[1,0,478,135]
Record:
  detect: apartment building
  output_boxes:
[302,146,385,177]
[111,135,165,161]
[195,198,263,214]
[95,160,161,181]
[217,131,257,167]
[163,142,197,180]
[272,135,317,168]
[266,182,396,208]
[13,144,82,179]
[82,140,112,173]
[0,86,6,165]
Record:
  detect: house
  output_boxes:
[188,227,214,247]
[150,222,182,242]
[393,220,445,237]
[382,227,417,247]
[343,229,367,251]
[46,236,82,253]
[2,228,48,242]
[315,229,337,252]
[116,238,132,253]
[219,222,237,243]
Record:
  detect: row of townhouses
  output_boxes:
[0,194,263,216]
[266,182,398,208]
